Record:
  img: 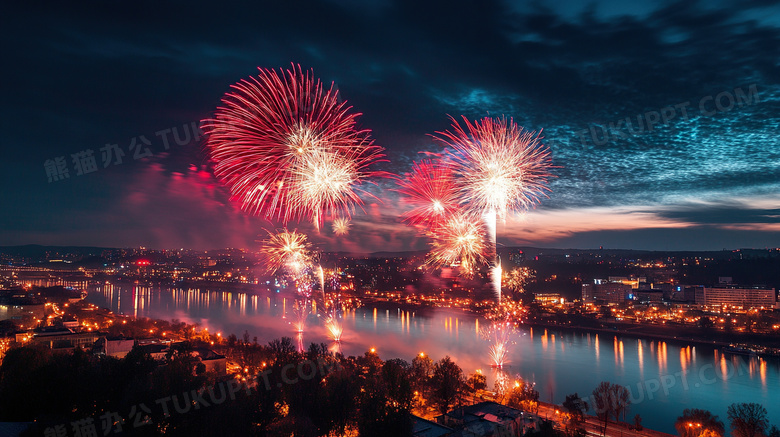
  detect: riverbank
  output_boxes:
[523,320,780,360]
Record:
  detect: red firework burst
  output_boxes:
[395,159,460,228]
[202,64,385,227]
[433,116,552,219]
[426,213,488,272]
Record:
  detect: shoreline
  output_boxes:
[523,321,780,360]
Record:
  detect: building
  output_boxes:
[534,293,562,305]
[436,402,539,437]
[136,343,170,360]
[508,250,525,265]
[0,303,45,321]
[99,337,135,358]
[412,416,453,437]
[192,347,227,375]
[31,327,100,349]
[582,281,632,304]
[696,287,776,310]
[633,290,664,304]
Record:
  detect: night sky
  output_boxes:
[3,0,780,252]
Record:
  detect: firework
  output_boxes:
[202,64,385,228]
[505,267,531,299]
[291,298,309,333]
[492,260,503,301]
[317,265,326,301]
[395,159,460,228]
[481,317,515,368]
[332,217,351,235]
[329,269,341,291]
[323,294,344,342]
[433,116,552,220]
[433,116,552,297]
[427,214,488,273]
[325,315,343,342]
[258,229,314,278]
[494,370,509,399]
[489,343,509,368]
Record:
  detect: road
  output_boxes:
[535,401,676,437]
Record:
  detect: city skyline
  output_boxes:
[4,0,780,252]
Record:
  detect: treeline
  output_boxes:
[675,405,780,437]
[0,335,496,437]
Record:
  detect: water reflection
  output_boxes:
[79,283,780,434]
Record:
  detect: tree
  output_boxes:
[507,381,539,413]
[591,382,612,436]
[382,358,414,410]
[466,372,487,402]
[634,414,643,431]
[675,409,725,437]
[590,382,631,436]
[429,356,465,414]
[357,359,413,437]
[411,353,433,402]
[563,393,587,417]
[562,393,588,437]
[611,384,630,423]
[766,425,780,437]
[728,403,769,437]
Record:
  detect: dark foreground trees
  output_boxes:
[429,356,466,415]
[6,337,553,437]
[727,403,769,437]
[674,408,726,437]
[2,338,428,437]
[590,381,630,436]
[675,404,779,437]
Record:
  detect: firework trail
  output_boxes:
[332,217,351,235]
[202,64,386,229]
[291,298,309,333]
[480,316,515,368]
[324,294,344,342]
[492,258,502,301]
[395,159,460,229]
[426,214,488,274]
[326,317,343,342]
[494,370,509,400]
[317,265,326,301]
[433,116,552,297]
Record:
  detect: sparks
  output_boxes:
[292,298,309,333]
[427,214,489,274]
[433,115,553,297]
[481,317,515,368]
[332,217,351,236]
[433,116,552,220]
[202,64,386,228]
[395,159,460,229]
[326,316,343,342]
[258,229,314,278]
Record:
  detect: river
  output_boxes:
[79,282,780,434]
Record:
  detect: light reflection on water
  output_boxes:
[70,282,780,434]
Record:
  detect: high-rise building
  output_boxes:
[697,287,776,309]
[582,281,632,304]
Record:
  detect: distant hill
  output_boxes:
[0,244,112,258]
[0,244,773,261]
